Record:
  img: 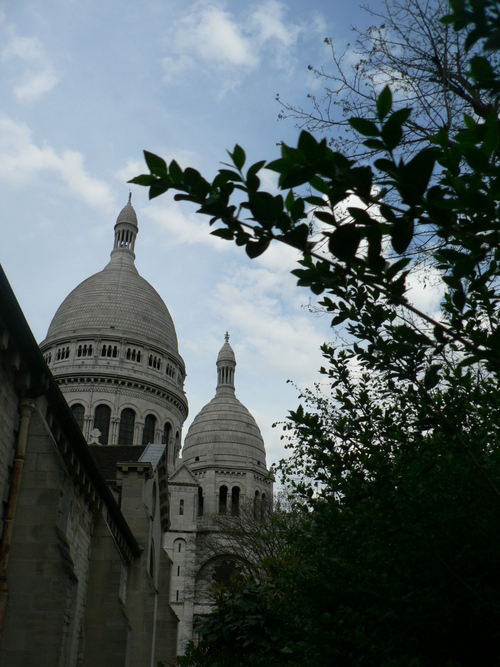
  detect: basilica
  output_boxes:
[0,198,272,665]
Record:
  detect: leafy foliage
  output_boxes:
[134,1,500,663]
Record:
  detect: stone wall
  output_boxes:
[82,511,131,667]
[0,405,93,667]
[0,364,17,534]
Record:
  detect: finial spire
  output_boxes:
[225,331,230,343]
[128,190,132,203]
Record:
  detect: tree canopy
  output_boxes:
[133,0,500,663]
[278,0,498,160]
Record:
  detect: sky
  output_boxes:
[0,0,441,471]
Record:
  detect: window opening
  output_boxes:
[93,405,111,445]
[143,414,156,445]
[231,486,240,517]
[219,486,228,514]
[71,404,84,430]
[198,487,204,517]
[118,408,135,445]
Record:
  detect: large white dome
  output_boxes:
[44,254,178,353]
[39,198,188,446]
[43,199,178,354]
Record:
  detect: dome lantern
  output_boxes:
[216,332,236,395]
[111,192,138,260]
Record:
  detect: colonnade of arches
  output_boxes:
[70,402,178,448]
[178,486,268,521]
[218,485,241,517]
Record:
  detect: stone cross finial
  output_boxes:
[225,332,230,343]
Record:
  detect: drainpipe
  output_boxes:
[150,588,158,667]
[0,398,36,644]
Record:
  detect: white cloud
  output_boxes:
[115,158,147,185]
[0,116,114,210]
[210,263,330,380]
[252,1,299,46]
[162,0,302,83]
[143,198,232,250]
[406,265,444,318]
[1,35,59,102]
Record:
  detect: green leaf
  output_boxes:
[347,207,372,225]
[169,160,183,181]
[381,109,411,151]
[305,195,327,207]
[391,219,414,254]
[298,131,320,157]
[246,237,270,258]
[385,257,411,280]
[281,224,309,251]
[470,55,495,81]
[149,180,170,199]
[328,224,361,261]
[374,158,397,176]
[400,149,435,204]
[144,151,168,176]
[128,174,157,186]
[452,285,466,311]
[424,364,441,390]
[211,228,235,240]
[349,117,380,137]
[280,166,316,189]
[229,145,246,170]
[217,169,244,183]
[247,160,267,179]
[377,86,392,120]
[315,210,336,225]
[362,138,387,150]
[483,113,500,157]
[379,203,397,223]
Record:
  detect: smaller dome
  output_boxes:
[217,332,235,364]
[182,335,266,469]
[116,195,138,228]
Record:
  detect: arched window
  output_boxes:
[71,403,85,430]
[219,486,228,514]
[93,405,111,446]
[162,422,171,445]
[231,486,240,517]
[198,487,204,518]
[118,408,135,445]
[254,490,260,519]
[179,499,184,516]
[143,414,156,444]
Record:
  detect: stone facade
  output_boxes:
[0,265,176,667]
[166,336,273,653]
[0,197,272,662]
